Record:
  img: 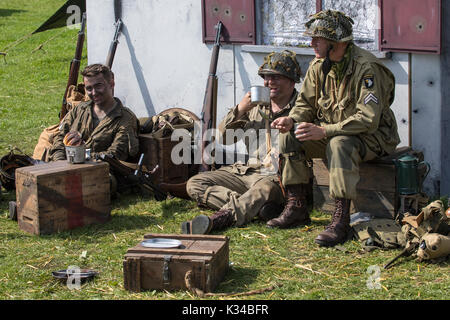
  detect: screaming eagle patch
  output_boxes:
[363,75,374,89]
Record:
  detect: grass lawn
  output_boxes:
[0,0,448,301]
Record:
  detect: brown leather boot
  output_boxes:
[314,198,352,247]
[181,209,234,234]
[266,184,311,229]
[258,202,284,222]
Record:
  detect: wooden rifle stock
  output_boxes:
[200,21,222,172]
[60,13,86,121]
[106,19,123,69]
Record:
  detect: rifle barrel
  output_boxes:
[60,13,87,121]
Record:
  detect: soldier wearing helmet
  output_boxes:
[182,50,303,234]
[272,10,400,246]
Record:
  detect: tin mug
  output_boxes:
[250,86,270,106]
[65,145,90,164]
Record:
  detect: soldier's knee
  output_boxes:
[278,130,299,153]
[186,175,206,201]
[327,136,356,157]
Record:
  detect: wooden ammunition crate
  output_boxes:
[123,233,229,293]
[138,133,191,184]
[15,160,111,235]
[312,147,426,218]
[313,158,397,218]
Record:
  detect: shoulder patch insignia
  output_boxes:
[363,75,374,89]
[364,93,379,105]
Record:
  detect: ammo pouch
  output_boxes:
[352,218,406,250]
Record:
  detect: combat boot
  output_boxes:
[258,202,284,222]
[314,198,352,247]
[266,184,311,229]
[181,209,234,234]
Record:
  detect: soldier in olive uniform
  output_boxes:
[272,10,400,247]
[182,51,303,234]
[49,64,139,162]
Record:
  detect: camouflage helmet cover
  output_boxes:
[258,50,302,83]
[304,10,354,42]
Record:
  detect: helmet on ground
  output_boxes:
[304,10,354,42]
[258,50,302,83]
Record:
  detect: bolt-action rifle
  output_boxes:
[383,241,418,269]
[60,12,86,121]
[199,21,222,172]
[105,19,123,69]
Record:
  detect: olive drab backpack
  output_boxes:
[353,200,450,263]
[32,84,89,161]
[401,200,450,261]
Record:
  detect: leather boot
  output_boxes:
[315,198,352,247]
[258,202,284,222]
[266,184,311,229]
[181,209,234,234]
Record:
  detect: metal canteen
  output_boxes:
[250,85,270,106]
[395,154,430,195]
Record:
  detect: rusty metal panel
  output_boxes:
[380,0,441,54]
[202,0,255,44]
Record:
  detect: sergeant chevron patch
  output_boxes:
[364,93,379,105]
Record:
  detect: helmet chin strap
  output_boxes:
[321,44,334,96]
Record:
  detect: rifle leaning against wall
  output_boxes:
[60,12,86,121]
[105,19,123,69]
[199,21,223,172]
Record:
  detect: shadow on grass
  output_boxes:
[212,266,260,294]
[0,9,26,18]
[0,189,199,240]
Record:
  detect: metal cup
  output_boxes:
[65,145,88,164]
[250,86,270,106]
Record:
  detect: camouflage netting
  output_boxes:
[304,10,354,42]
[258,50,302,83]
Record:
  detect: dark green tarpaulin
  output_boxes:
[33,0,85,34]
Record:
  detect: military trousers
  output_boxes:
[279,131,379,200]
[186,163,284,226]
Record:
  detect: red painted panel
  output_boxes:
[380,0,441,54]
[202,0,255,44]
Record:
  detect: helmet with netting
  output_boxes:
[258,50,302,83]
[304,10,354,42]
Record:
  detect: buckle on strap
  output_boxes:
[163,255,172,286]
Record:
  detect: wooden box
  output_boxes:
[123,233,229,293]
[312,158,398,218]
[15,160,111,235]
[138,133,190,184]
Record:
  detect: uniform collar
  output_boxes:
[330,42,354,80]
[273,89,298,111]
[87,97,123,120]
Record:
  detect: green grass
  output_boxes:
[0,0,449,301]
